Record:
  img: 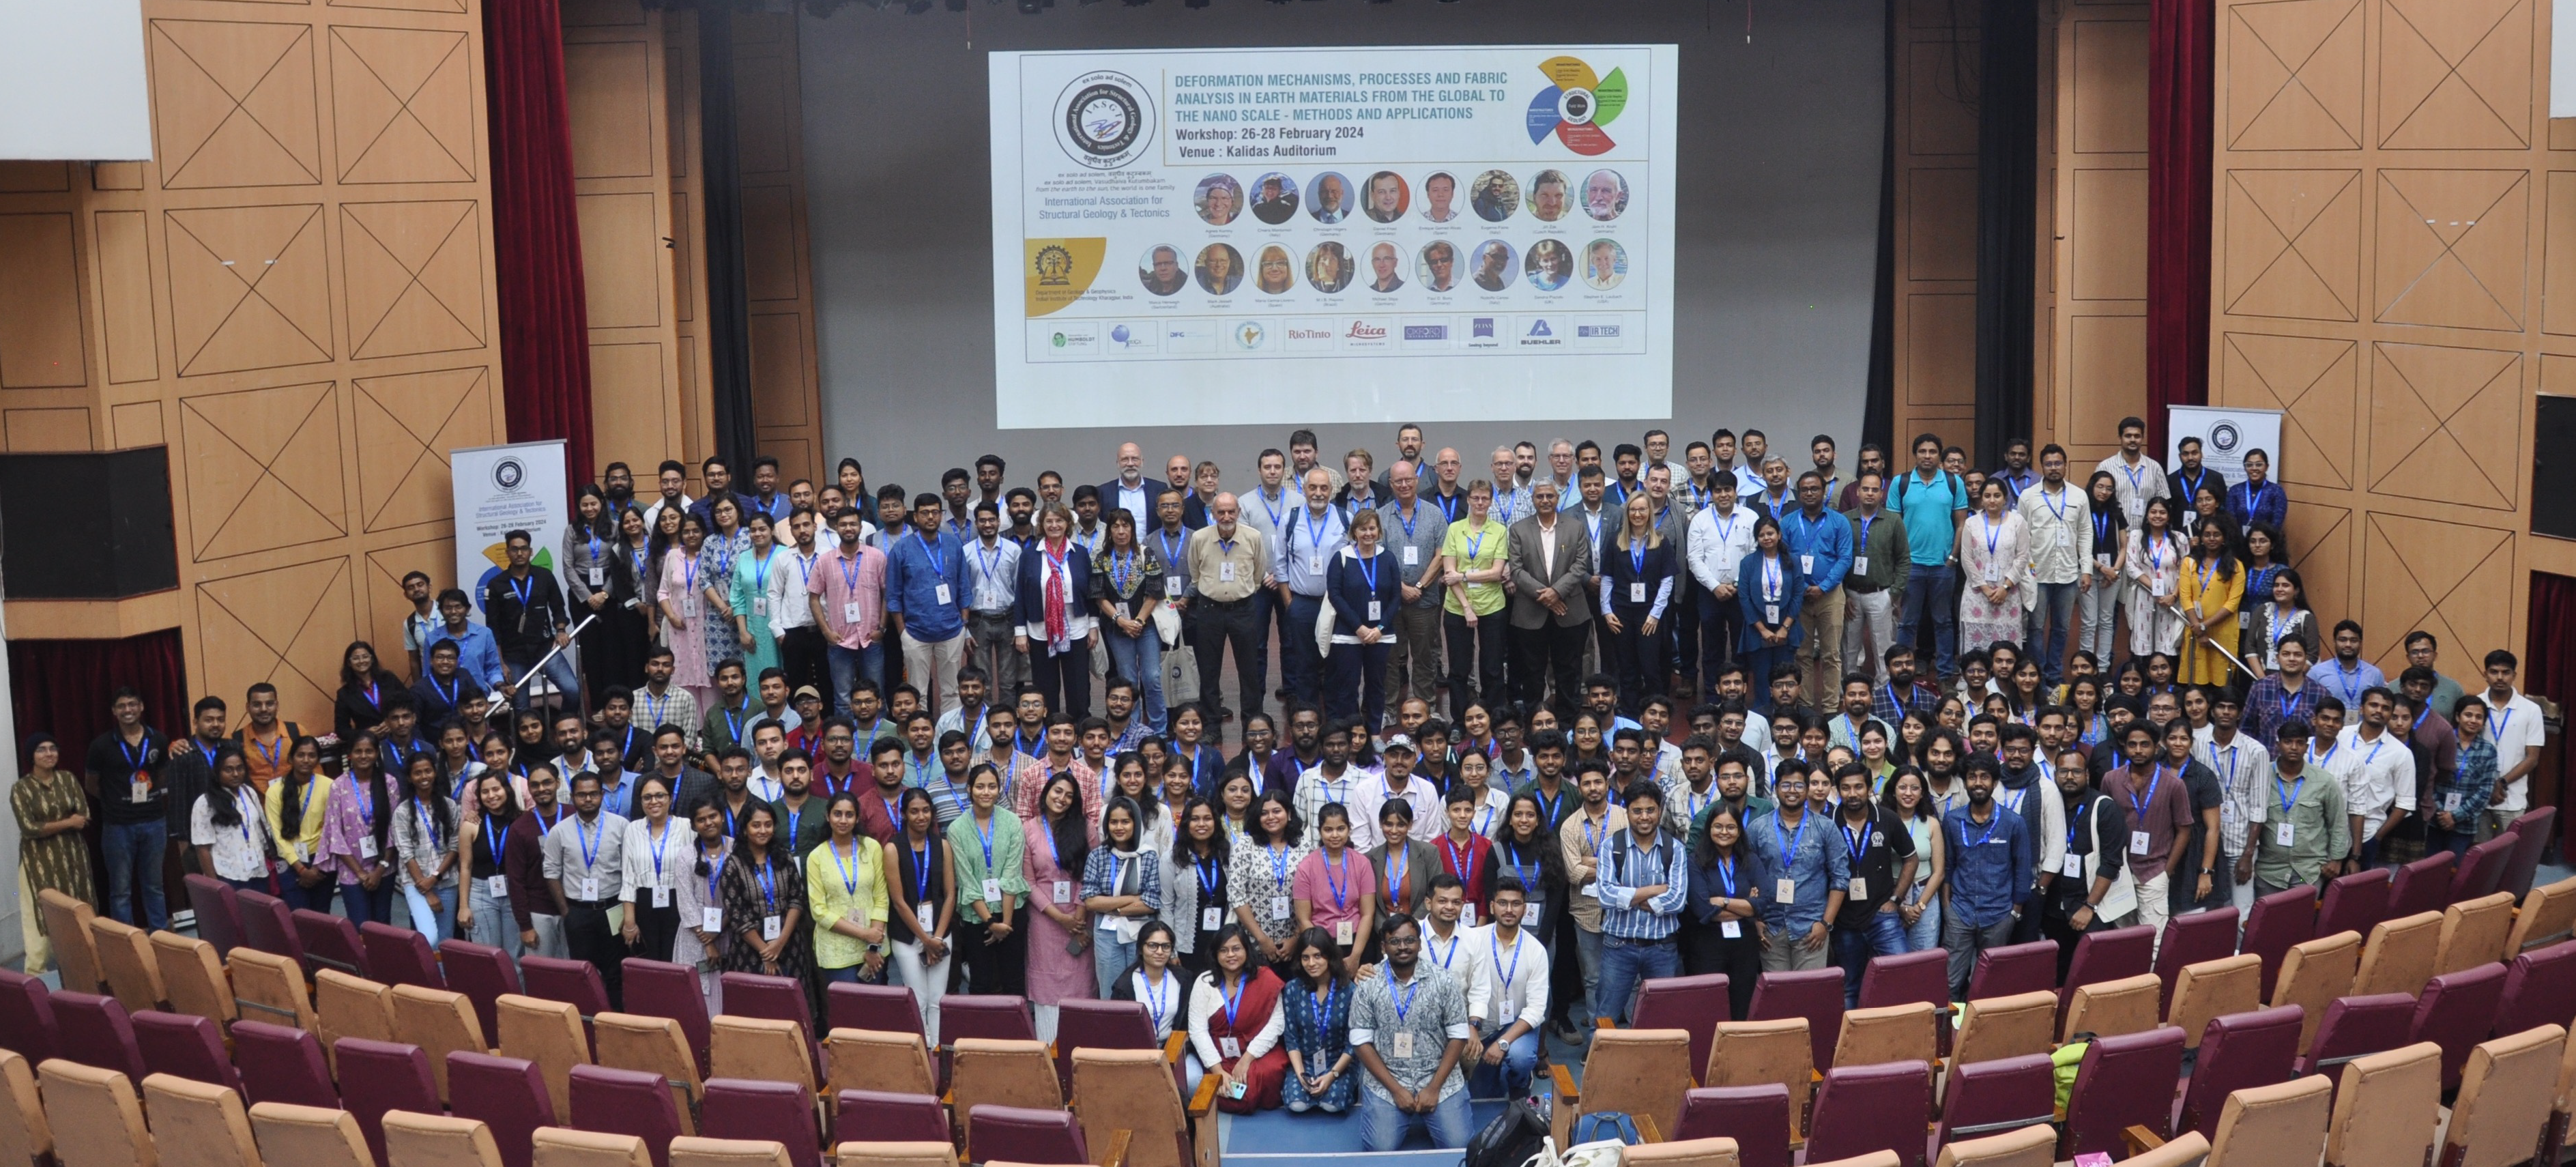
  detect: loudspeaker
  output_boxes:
[0,446,178,599]
[2539,396,2576,541]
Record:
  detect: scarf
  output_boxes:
[1043,539,1071,652]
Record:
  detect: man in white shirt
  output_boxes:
[1292,719,1372,829]
[1688,476,1756,700]
[961,502,1024,696]
[1417,876,1488,1016]
[2015,445,2089,687]
[1348,736,1444,852]
[2478,648,2548,840]
[1467,878,1550,1104]
[2192,691,2273,912]
[2337,687,2416,869]
[2302,700,2360,866]
[2094,416,2169,525]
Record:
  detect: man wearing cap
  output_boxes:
[1349,734,1446,852]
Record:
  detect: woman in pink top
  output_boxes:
[1290,803,1376,978]
[657,513,712,708]
[1023,773,1098,1034]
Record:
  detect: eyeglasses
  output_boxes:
[1142,941,1174,952]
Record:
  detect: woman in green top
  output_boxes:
[1432,478,1510,723]
[946,762,1029,994]
[727,512,787,682]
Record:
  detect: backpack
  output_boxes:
[1464,1098,1549,1167]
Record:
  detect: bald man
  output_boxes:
[1187,491,1270,730]
[1100,442,1151,528]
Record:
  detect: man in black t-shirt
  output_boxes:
[84,687,172,928]
[482,528,577,710]
[1829,762,1917,1007]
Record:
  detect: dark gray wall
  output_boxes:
[799,0,1882,491]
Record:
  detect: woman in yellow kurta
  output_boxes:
[263,736,335,912]
[806,792,890,990]
[2177,519,2244,687]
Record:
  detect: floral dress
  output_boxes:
[696,533,749,678]
[1957,511,2029,654]
[718,850,813,983]
[1226,839,1314,960]
[1279,976,1357,1112]
[2122,528,2190,657]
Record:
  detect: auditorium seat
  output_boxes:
[833,1089,950,1144]
[594,1013,701,1132]
[2240,885,2317,999]
[2177,1005,2300,1139]
[384,1111,508,1167]
[2150,908,2237,1013]
[362,921,445,990]
[392,984,491,1101]
[2411,963,2508,1092]
[822,983,922,1042]
[2057,1026,2182,1161]
[2200,1075,2330,1167]
[520,957,612,1021]
[1629,974,1731,1074]
[2322,1043,2439,1167]
[1932,1054,2053,1146]
[2350,910,2441,998]
[1050,998,1166,1092]
[1704,1020,1810,1139]
[0,1048,53,1167]
[2055,925,2153,1027]
[1,970,67,1065]
[1832,1003,1935,1069]
[85,919,166,1015]
[2450,836,2515,906]
[139,1071,260,1167]
[2386,852,2455,921]
[965,1104,1086,1166]
[225,949,316,1033]
[497,994,592,1123]
[181,876,246,961]
[2500,809,2557,900]
[1962,942,2054,1003]
[2294,993,2415,1078]
[440,940,524,1043]
[289,910,369,978]
[332,1037,439,1166]
[1746,969,1841,1071]
[132,1009,240,1092]
[699,1078,821,1167]
[822,1026,936,1102]
[37,891,106,997]
[2437,1026,2566,1167]
[1548,1027,1690,1149]
[231,1020,338,1110]
[620,960,712,1075]
[1673,1085,1791,1167]
[2493,939,2576,1037]
[2506,877,2576,957]
[2268,932,2359,1050]
[1804,1061,1930,1167]
[2057,973,2160,1041]
[231,891,304,968]
[2165,955,2260,1051]
[2435,892,2517,975]
[50,992,146,1081]
[448,1051,558,1167]
[570,1063,684,1167]
[2313,869,2390,942]
[39,1058,151,1167]
[939,995,1037,1044]
[149,931,237,1031]
[246,1101,371,1167]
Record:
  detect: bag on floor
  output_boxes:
[1464,1098,1548,1167]
[1163,643,1200,704]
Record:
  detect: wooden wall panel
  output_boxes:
[730,12,824,487]
[0,0,507,731]
[2212,0,2576,672]
[2044,3,2150,463]
[562,0,686,482]
[1890,0,1983,453]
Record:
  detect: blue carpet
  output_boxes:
[1215,1029,1588,1166]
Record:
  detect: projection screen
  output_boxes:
[989,44,1679,430]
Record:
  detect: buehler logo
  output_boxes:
[1526,56,1629,156]
[2208,422,2242,454]
[1526,319,1553,337]
[1056,71,1155,171]
[491,458,525,492]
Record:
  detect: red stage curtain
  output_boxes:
[8,630,191,923]
[483,0,595,480]
[2147,0,2214,454]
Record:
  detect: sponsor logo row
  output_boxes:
[1033,315,1642,357]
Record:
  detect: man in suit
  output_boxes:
[1508,478,1593,720]
[1100,442,1153,530]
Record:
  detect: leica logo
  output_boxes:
[1344,321,1388,340]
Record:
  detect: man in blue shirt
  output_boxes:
[1747,758,1849,971]
[885,493,970,718]
[1273,467,1348,704]
[429,588,507,692]
[1780,472,1855,704]
[1886,433,1970,678]
[1941,756,2034,996]
[1593,781,1689,1022]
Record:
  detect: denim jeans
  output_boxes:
[1102,625,1166,733]
[467,879,522,958]
[1898,568,1958,676]
[1359,1084,1475,1151]
[341,880,396,927]
[1471,1026,1544,1099]
[2076,577,2120,663]
[2029,581,2080,683]
[1091,926,1138,997]
[401,881,460,945]
[827,640,886,715]
[507,650,583,709]
[1572,925,1605,1025]
[1595,934,1681,1024]
[1833,908,1911,1007]
[1902,894,1942,953]
[100,820,169,929]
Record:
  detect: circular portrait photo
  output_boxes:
[1249,173,1301,225]
[1195,242,1244,294]
[1194,175,1243,226]
[1253,244,1296,295]
[1307,172,1354,224]
[1138,244,1188,296]
[1582,169,1630,222]
[1581,238,1628,290]
[1526,169,1571,222]
[1361,171,1410,224]
[1524,238,1574,291]
[1363,242,1406,293]
[1306,241,1353,293]
[1415,240,1461,292]
[1469,240,1518,292]
[1471,170,1520,222]
[1418,171,1460,224]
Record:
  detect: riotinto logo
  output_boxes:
[1055,71,1155,170]
[1526,56,1628,156]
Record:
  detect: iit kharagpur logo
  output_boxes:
[1034,244,1075,285]
[1056,71,1154,170]
[1526,56,1628,156]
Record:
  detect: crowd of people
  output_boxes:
[10,417,2551,1152]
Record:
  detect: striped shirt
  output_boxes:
[1595,828,1688,941]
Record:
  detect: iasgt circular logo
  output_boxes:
[1057,72,1154,170]
[2208,422,2242,455]
[492,458,525,492]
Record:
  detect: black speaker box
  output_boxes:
[0,446,178,599]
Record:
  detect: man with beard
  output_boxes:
[2040,746,2130,978]
[1994,723,2065,941]
[1939,758,2031,996]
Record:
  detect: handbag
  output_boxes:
[1163,642,1200,704]
[1314,589,1337,657]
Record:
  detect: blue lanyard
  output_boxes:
[1221,975,1247,1028]
[911,839,934,906]
[977,814,999,870]
[1269,844,1292,893]
[433,674,459,708]
[755,859,777,912]
[1840,817,1870,866]
[831,838,863,895]
[1507,840,1537,893]
[508,575,534,613]
[1389,977,1420,1026]
[2127,765,2166,819]
[1713,854,1737,897]
[1464,524,1490,562]
[1197,856,1223,904]
[1774,810,1808,866]
[1322,849,1350,909]
[2276,775,2305,816]
[1490,936,1521,994]
[485,813,508,873]
[253,733,285,774]
[1356,551,1378,595]
[354,775,377,826]
[1960,809,2001,851]
[575,814,602,874]
[1309,981,1335,1033]
[1143,968,1172,1029]
[912,532,943,577]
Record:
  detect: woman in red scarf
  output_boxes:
[1013,504,1098,720]
[1187,925,1290,1112]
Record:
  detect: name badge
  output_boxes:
[1460,903,1476,927]
[1776,878,1796,904]
[1270,894,1290,919]
[652,885,671,908]
[1629,581,1646,603]
[1853,556,1869,575]
[2274,822,2294,847]
[917,903,936,932]
[1335,919,1354,946]
[130,779,151,803]
[843,601,865,623]
[1203,906,1223,932]
[2128,831,2150,856]
[2443,792,2461,813]
[1167,575,1184,595]
[933,583,953,606]
[487,876,508,899]
[983,878,1003,903]
[360,837,379,861]
[1052,879,1072,904]
[762,914,782,942]
[2060,852,2083,878]
[1984,566,2001,585]
[1800,554,1814,573]
[1220,562,1237,582]
[1367,600,1383,622]
[1220,1035,1243,1059]
[1390,1031,1415,1059]
[1524,899,1542,918]
[1848,877,1866,900]
[751,597,768,618]
[1402,545,1419,566]
[703,907,724,932]
[1721,919,1742,938]
[588,568,605,587]
[1765,604,1781,624]
[578,876,600,901]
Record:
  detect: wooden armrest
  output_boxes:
[235,999,302,1021]
[1549,1062,1580,1104]
[1186,1073,1221,1118]
[1595,1017,1618,1031]
[1096,1128,1132,1167]
[2122,1125,2166,1157]
[1636,1114,1662,1144]
[1161,1031,1189,1065]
